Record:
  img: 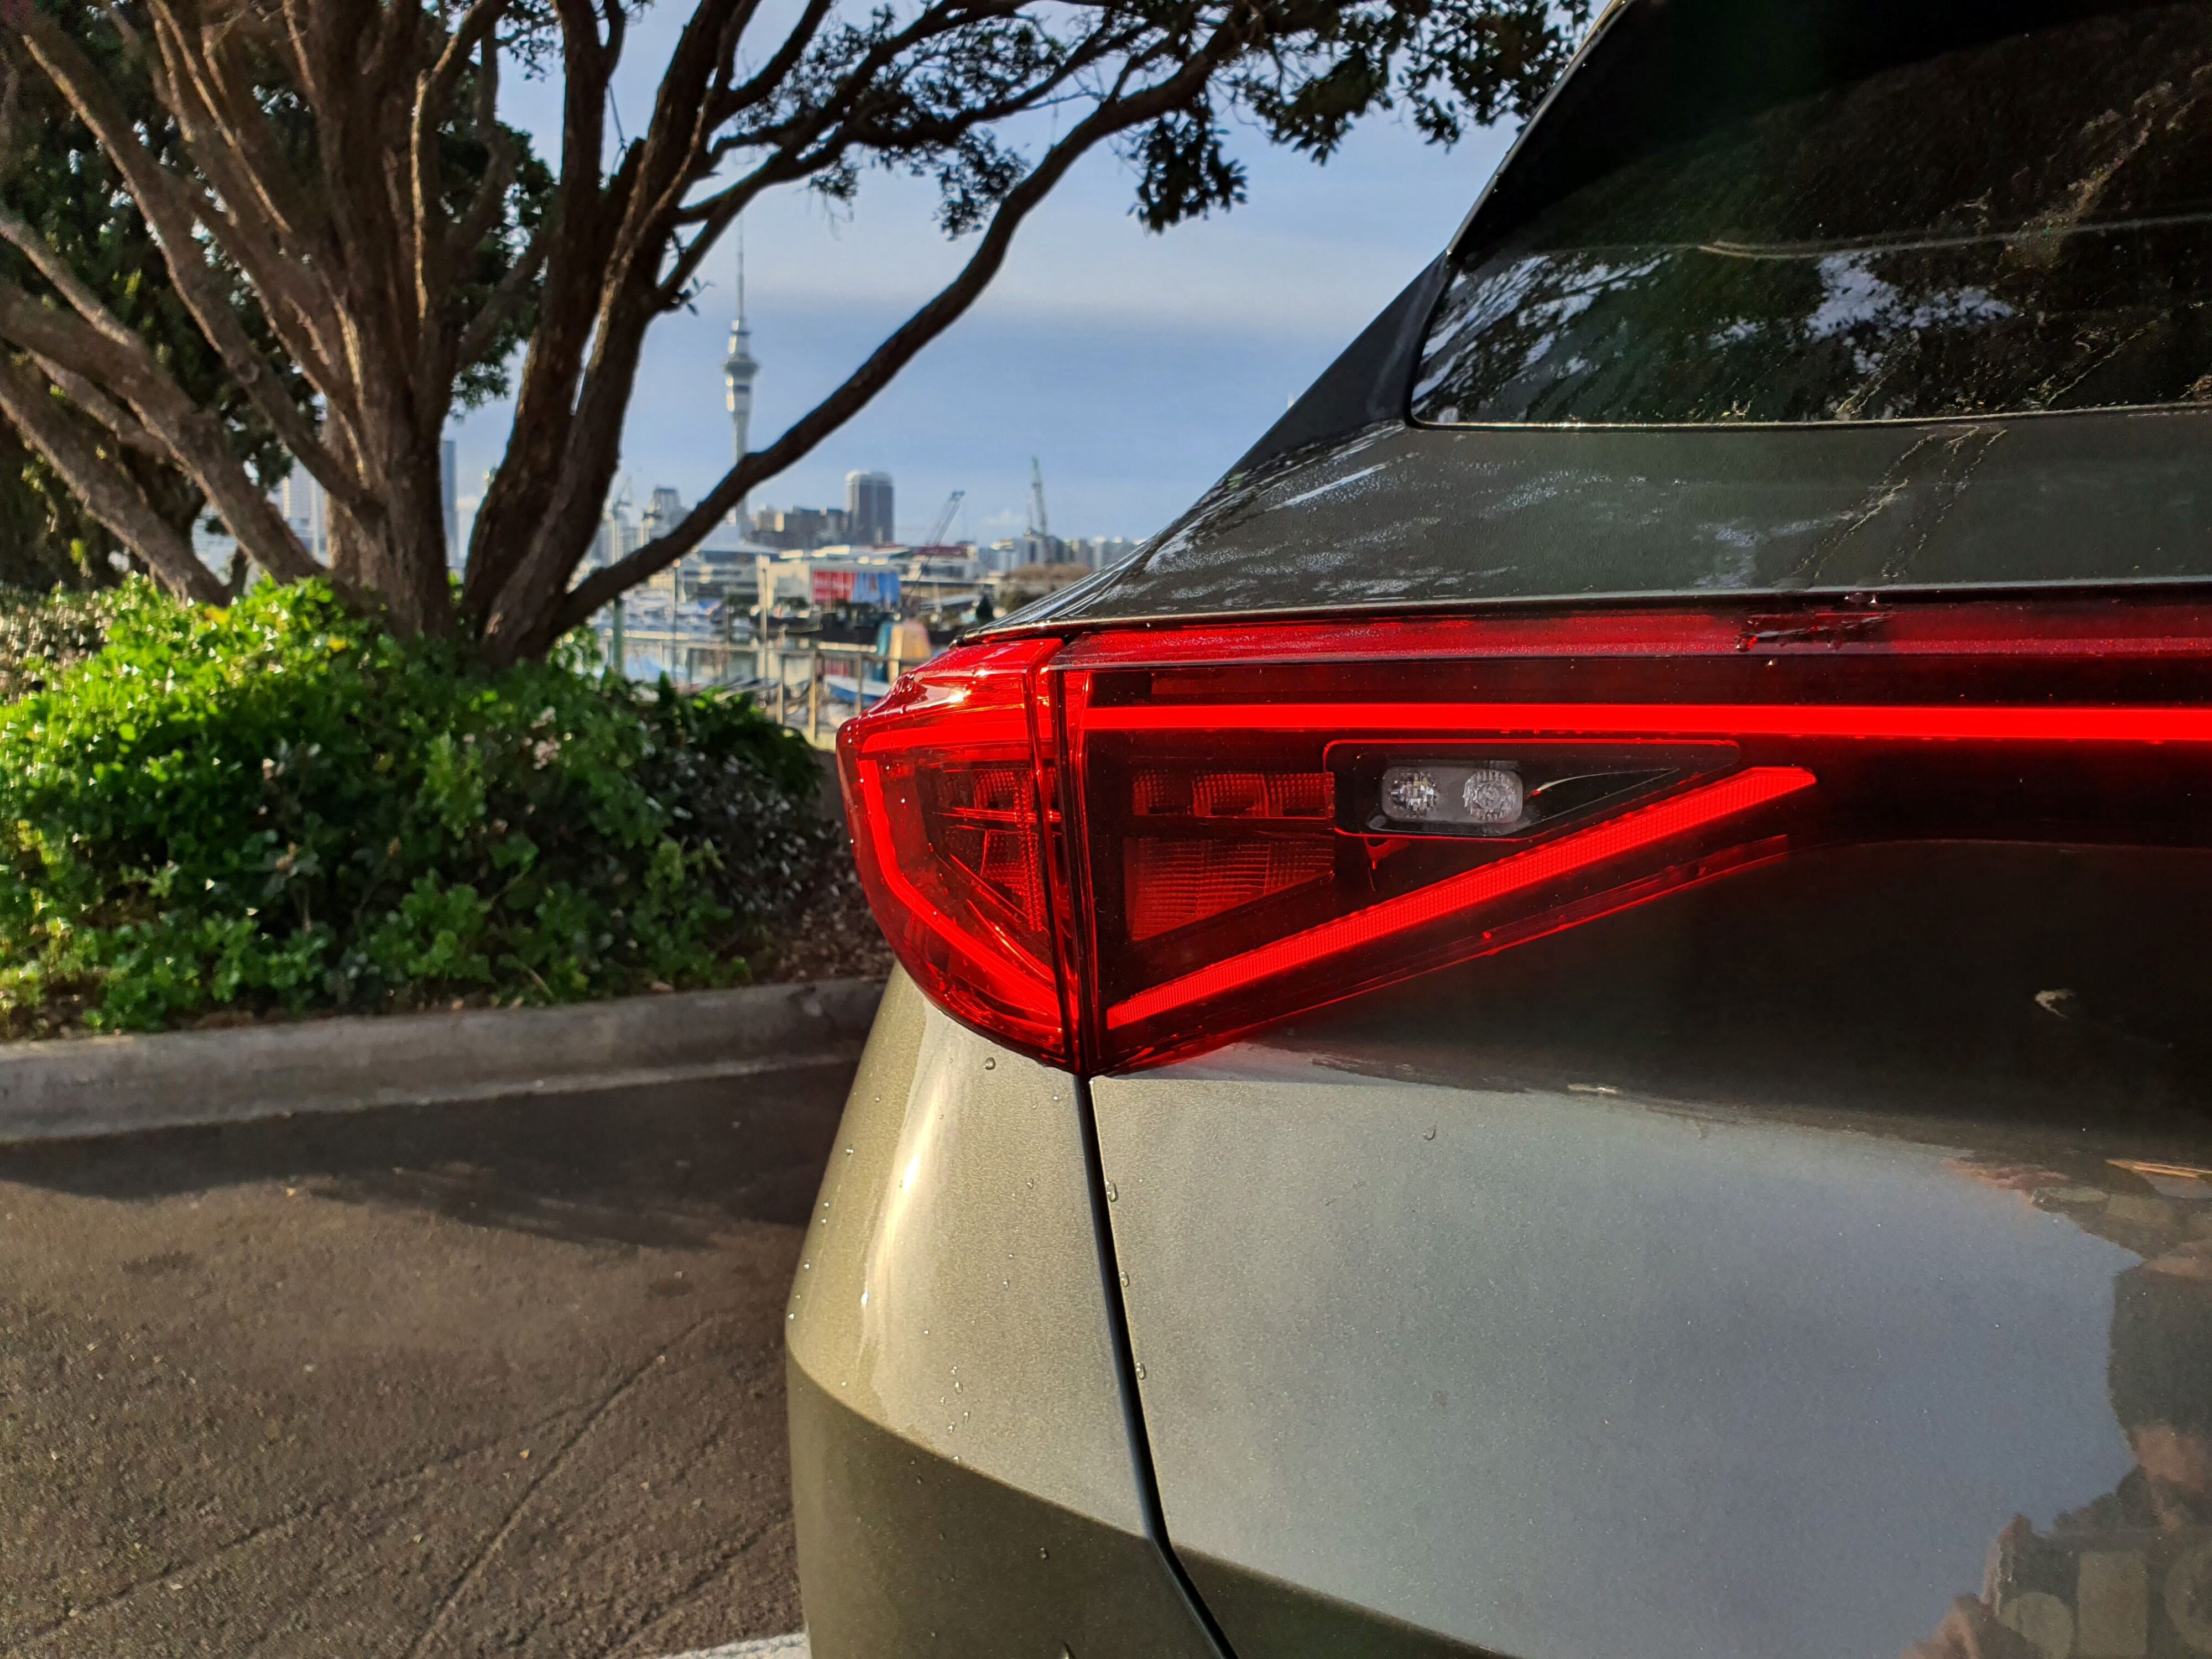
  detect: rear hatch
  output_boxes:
[846,1,2212,1653]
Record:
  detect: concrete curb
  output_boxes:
[0,979,884,1145]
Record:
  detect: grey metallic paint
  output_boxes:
[1097,1060,2135,1658]
[1092,842,2212,1658]
[786,969,1146,1532]
[1001,408,2212,634]
[789,1361,1220,1658]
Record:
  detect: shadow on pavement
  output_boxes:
[0,1063,854,1251]
[0,1062,857,1658]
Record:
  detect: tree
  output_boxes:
[1,0,1586,664]
[0,2,542,602]
[0,424,142,590]
[0,29,310,597]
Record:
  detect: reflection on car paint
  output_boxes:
[1094,842,2212,1658]
[1907,1159,2212,1659]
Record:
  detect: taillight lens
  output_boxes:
[839,603,2212,1074]
[837,638,1071,1065]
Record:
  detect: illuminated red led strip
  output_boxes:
[1081,703,2212,744]
[843,706,1034,754]
[853,758,1058,989]
[1106,765,1818,1031]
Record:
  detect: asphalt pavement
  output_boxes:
[0,1064,852,1657]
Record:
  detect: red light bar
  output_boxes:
[837,603,2212,1075]
[1084,703,2212,745]
[837,638,1070,1066]
[1048,603,2212,667]
[1107,766,1817,1030]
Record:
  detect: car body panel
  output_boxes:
[1003,407,2212,634]
[789,1361,1218,1658]
[786,970,1145,1530]
[804,0,2212,1647]
[788,972,1226,1652]
[1093,842,2212,1658]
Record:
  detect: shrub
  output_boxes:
[0,585,113,702]
[0,580,838,1033]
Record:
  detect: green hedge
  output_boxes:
[0,581,837,1033]
[0,584,113,702]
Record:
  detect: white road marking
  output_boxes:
[656,1636,808,1659]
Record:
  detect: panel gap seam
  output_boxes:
[1074,1075,1240,1659]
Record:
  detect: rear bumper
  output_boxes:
[789,1358,1213,1656]
[783,971,1215,1655]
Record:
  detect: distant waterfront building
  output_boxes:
[643,486,686,541]
[192,520,239,576]
[749,504,849,551]
[610,483,769,602]
[1016,529,1065,566]
[591,488,641,570]
[1067,536,1138,571]
[845,470,894,546]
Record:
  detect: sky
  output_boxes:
[447,13,1527,548]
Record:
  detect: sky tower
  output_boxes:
[723,221,759,523]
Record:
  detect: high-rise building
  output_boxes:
[593,487,640,569]
[845,470,893,546]
[724,225,759,521]
[279,471,325,560]
[644,486,686,541]
[440,439,458,566]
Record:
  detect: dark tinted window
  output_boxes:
[1413,3,2212,425]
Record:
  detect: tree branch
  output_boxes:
[132,4,353,398]
[447,35,514,254]
[661,24,1123,306]
[453,217,549,368]
[426,0,509,109]
[11,11,373,527]
[0,287,322,585]
[0,207,152,356]
[457,0,623,616]
[714,0,839,119]
[550,38,1232,634]
[29,353,169,460]
[0,351,226,604]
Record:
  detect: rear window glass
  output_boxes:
[1412,3,2212,425]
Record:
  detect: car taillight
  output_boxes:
[838,603,2212,1074]
[836,637,1071,1063]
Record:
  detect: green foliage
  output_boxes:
[0,4,550,588]
[0,581,838,1033]
[0,9,306,582]
[0,584,113,702]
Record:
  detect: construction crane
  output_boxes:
[923,489,965,547]
[1027,458,1051,542]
